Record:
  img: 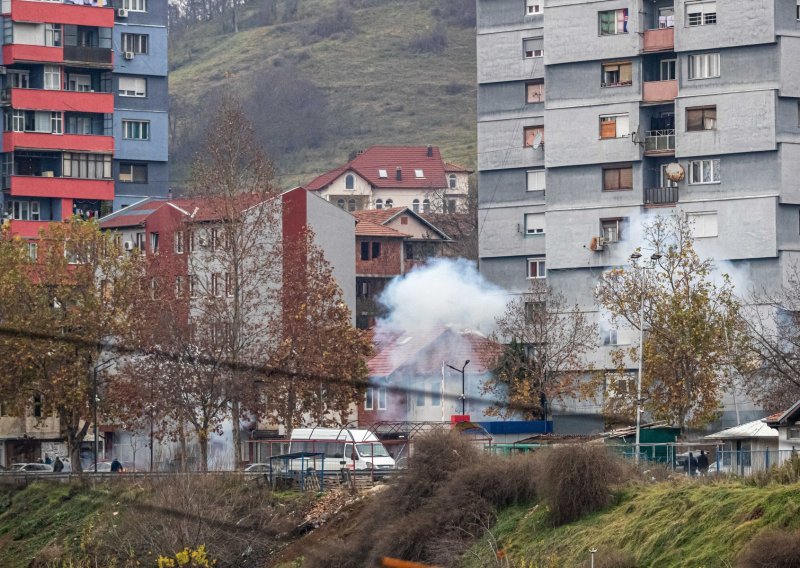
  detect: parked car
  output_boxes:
[243,463,272,474]
[11,463,53,473]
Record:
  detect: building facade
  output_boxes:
[0,0,169,241]
[477,0,798,429]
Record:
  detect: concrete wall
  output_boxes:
[113,109,168,161]
[674,0,775,52]
[113,24,168,77]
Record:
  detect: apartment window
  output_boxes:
[599,9,629,35]
[337,198,345,209]
[174,231,184,254]
[687,211,718,238]
[449,174,457,189]
[119,162,147,183]
[600,114,630,139]
[687,106,716,131]
[524,126,544,147]
[660,59,676,81]
[525,213,545,235]
[375,198,383,210]
[149,232,159,254]
[348,198,356,211]
[360,241,381,260]
[526,169,545,192]
[174,276,184,298]
[527,257,546,279]
[526,80,544,103]
[43,66,61,90]
[6,200,39,221]
[422,199,430,213]
[345,174,354,189]
[602,165,633,191]
[412,199,420,212]
[377,387,387,410]
[523,38,543,58]
[63,153,112,179]
[189,275,199,298]
[225,273,233,297]
[68,74,91,92]
[688,53,720,79]
[8,71,29,89]
[118,76,146,97]
[686,1,716,26]
[526,0,542,15]
[123,120,150,140]
[135,232,145,251]
[688,159,720,184]
[364,388,374,410]
[601,326,618,346]
[122,33,149,54]
[45,24,62,47]
[28,242,38,260]
[601,218,626,243]
[602,61,632,87]
[50,111,62,134]
[211,273,222,297]
[660,164,679,188]
[123,0,147,11]
[797,0,800,20]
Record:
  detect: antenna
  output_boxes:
[532,131,543,150]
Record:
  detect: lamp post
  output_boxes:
[446,360,470,416]
[629,252,661,463]
[92,359,115,473]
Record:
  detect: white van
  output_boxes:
[288,428,396,475]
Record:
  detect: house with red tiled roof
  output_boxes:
[304,145,472,213]
[765,400,800,454]
[353,207,450,329]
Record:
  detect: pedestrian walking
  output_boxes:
[697,450,710,476]
[44,454,52,465]
[688,452,698,476]
[110,458,124,473]
[53,457,64,472]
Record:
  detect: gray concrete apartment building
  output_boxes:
[477,0,800,431]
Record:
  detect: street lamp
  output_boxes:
[92,358,115,473]
[630,252,662,463]
[446,360,470,416]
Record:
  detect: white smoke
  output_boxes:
[376,258,509,334]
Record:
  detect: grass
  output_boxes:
[168,0,477,189]
[468,480,800,568]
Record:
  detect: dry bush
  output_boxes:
[538,445,630,526]
[750,453,800,487]
[578,547,638,568]
[737,529,800,568]
[409,23,448,54]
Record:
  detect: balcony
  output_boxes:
[7,219,49,238]
[643,80,677,103]
[5,88,113,114]
[4,0,114,27]
[643,27,674,52]
[4,132,113,153]
[644,186,678,207]
[63,46,113,68]
[644,129,675,155]
[9,175,114,201]
[2,44,62,65]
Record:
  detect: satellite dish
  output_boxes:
[665,163,685,182]
[532,131,543,150]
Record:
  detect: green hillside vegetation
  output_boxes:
[168,0,478,190]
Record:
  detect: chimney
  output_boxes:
[427,145,433,158]
[396,167,402,181]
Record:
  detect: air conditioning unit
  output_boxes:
[123,240,134,251]
[123,51,135,61]
[198,236,208,247]
[117,8,129,17]
[590,236,606,251]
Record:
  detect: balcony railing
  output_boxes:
[642,79,677,103]
[643,27,674,52]
[644,129,675,154]
[63,45,112,66]
[644,186,678,206]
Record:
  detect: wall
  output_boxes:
[355,236,402,277]
[113,109,169,161]
[674,0,775,52]
[112,23,168,76]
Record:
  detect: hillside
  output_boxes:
[168,0,478,190]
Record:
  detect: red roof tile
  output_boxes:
[99,198,171,229]
[305,146,449,191]
[355,219,409,238]
[444,162,472,173]
[353,207,451,241]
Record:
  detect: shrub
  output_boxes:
[409,23,448,54]
[737,529,800,568]
[309,6,355,40]
[538,446,629,526]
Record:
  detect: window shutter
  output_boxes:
[600,120,617,139]
[619,167,633,189]
[687,109,703,130]
[603,168,619,190]
[619,63,632,83]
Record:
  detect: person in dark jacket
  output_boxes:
[110,458,123,473]
[44,454,52,465]
[52,457,64,472]
[697,450,710,475]
[686,452,698,476]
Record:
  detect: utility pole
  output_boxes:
[447,360,470,416]
[92,359,115,473]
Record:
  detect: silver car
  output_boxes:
[11,463,54,473]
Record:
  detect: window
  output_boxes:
[688,159,720,184]
[449,174,457,189]
[372,242,381,259]
[602,62,632,87]
[660,59,676,81]
[122,119,150,140]
[6,200,40,221]
[525,301,546,324]
[149,232,159,253]
[364,388,374,410]
[28,242,38,260]
[189,275,199,298]
[601,327,618,346]
[601,218,625,242]
[797,0,800,20]
[375,199,383,210]
[63,153,112,179]
[524,126,544,147]
[336,198,345,209]
[377,387,387,410]
[122,33,149,54]
[687,211,718,238]
[527,257,546,279]
[8,71,29,89]
[358,280,370,298]
[602,165,633,191]
[422,199,430,213]
[123,0,147,11]
[45,24,62,47]
[414,169,424,178]
[33,395,42,418]
[345,174,354,189]
[523,38,543,58]
[223,272,233,297]
[415,387,425,406]
[348,198,356,212]
[211,273,222,297]
[67,74,91,92]
[599,9,629,35]
[526,0,541,15]
[378,169,388,178]
[660,164,679,188]
[430,384,441,406]
[209,227,220,251]
[174,231,184,254]
[600,114,630,139]
[526,80,544,103]
[360,241,381,260]
[174,276,184,298]
[50,111,62,134]
[686,1,716,26]
[119,162,147,183]
[135,232,145,251]
[527,169,545,192]
[606,372,636,399]
[688,53,720,79]
[384,199,393,208]
[412,199,420,212]
[118,76,146,97]
[525,213,545,235]
[687,106,716,131]
[788,427,800,440]
[43,66,60,90]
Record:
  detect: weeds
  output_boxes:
[737,528,800,568]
